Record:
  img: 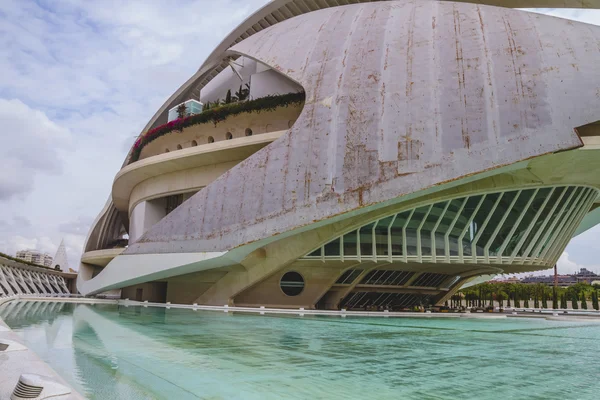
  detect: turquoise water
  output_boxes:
[2,301,600,399]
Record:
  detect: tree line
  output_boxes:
[451,282,600,310]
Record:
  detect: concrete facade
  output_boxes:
[79,0,600,311]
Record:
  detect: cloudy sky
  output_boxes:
[0,1,598,274]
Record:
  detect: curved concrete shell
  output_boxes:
[79,0,600,311]
[129,1,596,253]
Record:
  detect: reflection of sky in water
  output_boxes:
[3,301,600,400]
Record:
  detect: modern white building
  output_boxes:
[78,0,600,311]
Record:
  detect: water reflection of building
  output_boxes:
[78,0,600,311]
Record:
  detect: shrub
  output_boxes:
[572,292,579,309]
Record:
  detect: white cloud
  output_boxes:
[0,99,71,200]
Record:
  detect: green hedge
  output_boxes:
[129,91,305,164]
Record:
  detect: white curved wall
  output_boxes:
[130,199,167,243]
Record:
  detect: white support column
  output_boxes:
[537,188,584,263]
[371,219,380,262]
[457,195,487,263]
[430,201,450,263]
[24,271,42,294]
[387,214,397,263]
[416,205,433,263]
[508,188,555,264]
[13,269,32,294]
[402,209,416,263]
[522,187,568,264]
[496,189,539,263]
[47,275,62,294]
[483,191,521,263]
[33,271,49,295]
[547,189,596,264]
[43,274,57,295]
[0,265,15,296]
[471,193,504,263]
[444,198,468,263]
[5,267,23,295]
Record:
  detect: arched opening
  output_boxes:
[226,132,233,140]
[191,140,198,147]
[165,148,170,153]
[208,136,215,143]
[245,128,253,136]
[280,271,305,296]
[177,144,182,150]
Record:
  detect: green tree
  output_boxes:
[593,291,599,311]
[560,293,567,309]
[225,89,232,104]
[541,290,548,309]
[176,103,187,119]
[514,286,521,308]
[235,83,250,101]
[497,291,506,309]
[581,292,588,310]
[552,287,558,310]
[571,292,579,309]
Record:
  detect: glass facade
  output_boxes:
[167,99,204,122]
[303,186,597,267]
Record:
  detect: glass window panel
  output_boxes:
[407,206,429,256]
[466,193,499,256]
[324,238,340,257]
[504,188,552,256]
[476,191,517,256]
[530,187,574,258]
[421,203,443,256]
[343,231,358,256]
[307,248,321,257]
[335,269,353,284]
[346,269,362,284]
[448,195,482,256]
[517,188,562,257]
[359,223,375,256]
[390,211,410,256]
[536,187,579,257]
[490,189,535,257]
[436,199,464,256]
[375,216,394,257]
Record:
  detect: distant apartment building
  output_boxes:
[521,268,600,287]
[16,250,53,267]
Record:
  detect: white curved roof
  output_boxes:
[139,0,600,136]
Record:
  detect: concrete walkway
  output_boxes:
[0,296,85,400]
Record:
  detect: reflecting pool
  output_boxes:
[2,301,599,399]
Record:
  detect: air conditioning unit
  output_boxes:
[11,374,71,400]
[0,339,27,352]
